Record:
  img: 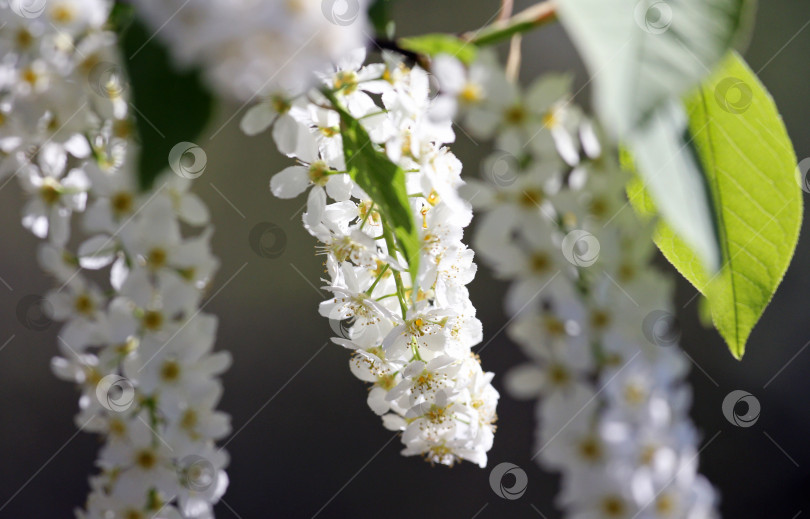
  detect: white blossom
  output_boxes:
[0,3,231,516]
[251,48,499,467]
[459,52,720,518]
[131,0,371,100]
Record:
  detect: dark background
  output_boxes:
[1,1,809,517]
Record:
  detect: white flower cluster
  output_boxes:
[0,3,230,517]
[243,49,499,467]
[437,52,720,517]
[131,0,370,100]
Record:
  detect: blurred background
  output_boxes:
[1,1,809,517]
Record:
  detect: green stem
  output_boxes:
[410,336,423,362]
[382,223,409,318]
[359,202,375,230]
[464,1,557,46]
[358,110,389,120]
[366,263,390,295]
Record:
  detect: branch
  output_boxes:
[463,1,557,46]
[497,0,514,23]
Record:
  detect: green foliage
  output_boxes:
[466,2,558,46]
[398,34,477,65]
[625,102,721,272]
[629,52,803,359]
[557,0,754,272]
[323,92,420,282]
[116,13,214,191]
[556,0,754,135]
[368,0,395,37]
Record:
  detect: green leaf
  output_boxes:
[556,0,753,136]
[398,34,477,65]
[697,296,714,329]
[117,14,214,191]
[627,172,713,289]
[556,0,754,272]
[322,92,420,282]
[626,101,721,272]
[629,52,803,359]
[368,0,395,37]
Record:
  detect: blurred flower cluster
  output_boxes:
[131,0,370,100]
[436,50,720,518]
[248,48,500,467]
[0,2,230,517]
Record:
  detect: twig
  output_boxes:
[497,0,514,23]
[505,34,522,82]
[464,1,557,46]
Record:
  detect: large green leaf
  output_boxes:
[556,0,753,135]
[629,52,803,359]
[556,0,754,271]
[117,12,214,190]
[322,92,420,282]
[625,101,720,271]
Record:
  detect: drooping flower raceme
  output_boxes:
[438,52,720,517]
[130,0,370,100]
[1,3,230,517]
[244,49,499,467]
